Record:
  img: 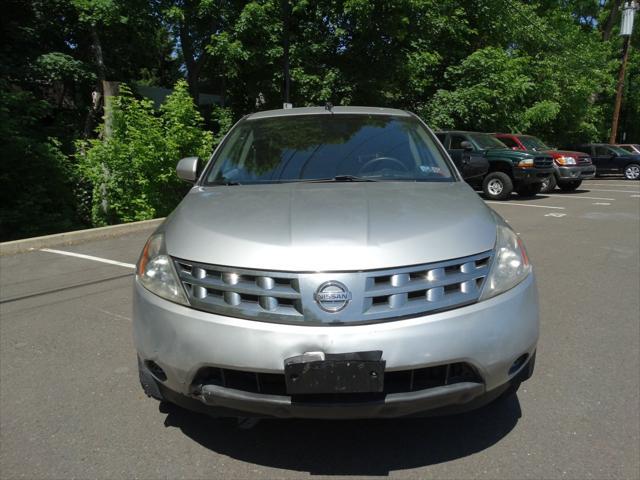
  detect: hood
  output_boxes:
[484,149,536,160]
[163,182,497,271]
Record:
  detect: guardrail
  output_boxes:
[0,218,164,256]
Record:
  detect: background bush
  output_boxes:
[1,0,638,241]
[0,84,80,241]
[76,80,213,226]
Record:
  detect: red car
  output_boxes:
[494,134,595,192]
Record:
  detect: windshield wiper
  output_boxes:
[209,180,242,186]
[303,175,378,183]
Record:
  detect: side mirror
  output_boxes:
[176,156,201,183]
[460,141,473,151]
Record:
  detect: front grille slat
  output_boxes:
[364,268,489,297]
[174,250,493,324]
[182,276,300,299]
[361,251,491,321]
[534,155,553,168]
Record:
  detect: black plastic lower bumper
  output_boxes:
[144,354,536,419]
[513,167,553,184]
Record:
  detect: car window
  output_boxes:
[204,114,456,184]
[469,134,507,150]
[499,137,519,148]
[608,146,631,155]
[450,135,468,149]
[595,146,610,156]
[435,133,446,145]
[570,145,590,154]
[519,136,549,151]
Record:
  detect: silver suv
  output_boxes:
[134,107,538,419]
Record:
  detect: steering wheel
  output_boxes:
[358,156,409,175]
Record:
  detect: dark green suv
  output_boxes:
[436,131,554,200]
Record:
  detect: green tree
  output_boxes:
[77,80,212,225]
[0,85,79,240]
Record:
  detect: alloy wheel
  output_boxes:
[625,164,640,180]
[487,178,504,196]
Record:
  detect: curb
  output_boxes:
[0,218,165,256]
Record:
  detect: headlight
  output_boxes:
[480,222,532,300]
[516,158,534,168]
[137,233,188,305]
[555,156,576,165]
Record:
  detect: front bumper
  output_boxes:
[513,167,553,184]
[133,274,539,418]
[556,164,596,181]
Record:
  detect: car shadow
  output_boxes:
[480,191,594,201]
[546,189,592,195]
[160,395,522,476]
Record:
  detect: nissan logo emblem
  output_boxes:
[314,281,352,313]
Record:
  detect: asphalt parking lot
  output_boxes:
[1,178,639,480]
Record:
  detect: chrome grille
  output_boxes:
[577,156,592,165]
[175,261,303,322]
[534,156,553,168]
[174,250,493,325]
[361,251,492,321]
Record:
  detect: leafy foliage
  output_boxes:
[1,0,639,240]
[76,80,212,225]
[0,84,79,240]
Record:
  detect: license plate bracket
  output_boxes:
[284,351,385,395]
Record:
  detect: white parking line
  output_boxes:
[484,201,565,210]
[40,248,136,269]
[544,194,615,201]
[587,188,640,194]
[583,182,640,187]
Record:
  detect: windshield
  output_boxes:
[519,136,549,151]
[608,145,633,155]
[204,114,455,185]
[469,134,508,150]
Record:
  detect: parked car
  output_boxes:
[615,144,640,155]
[432,133,489,182]
[134,107,539,419]
[436,130,553,200]
[564,144,640,180]
[495,133,595,193]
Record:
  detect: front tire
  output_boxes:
[138,359,164,401]
[540,174,557,193]
[482,172,513,200]
[624,163,640,180]
[558,179,582,191]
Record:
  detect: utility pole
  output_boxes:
[282,0,291,108]
[610,1,638,144]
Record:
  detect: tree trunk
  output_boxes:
[102,81,120,138]
[179,22,201,105]
[83,24,107,138]
[602,0,622,41]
